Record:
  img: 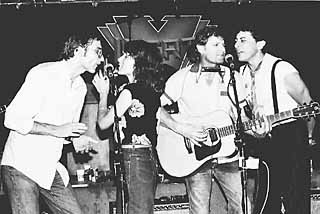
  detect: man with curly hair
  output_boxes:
[159,26,251,214]
[1,33,103,214]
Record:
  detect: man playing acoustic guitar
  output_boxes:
[158,26,252,214]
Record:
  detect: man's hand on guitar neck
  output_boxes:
[250,107,272,138]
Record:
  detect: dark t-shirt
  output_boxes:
[122,83,161,147]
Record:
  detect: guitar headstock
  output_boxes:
[0,105,6,114]
[293,101,320,119]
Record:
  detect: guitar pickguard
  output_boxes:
[194,140,222,160]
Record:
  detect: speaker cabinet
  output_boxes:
[109,201,189,214]
[311,192,320,214]
[154,202,189,214]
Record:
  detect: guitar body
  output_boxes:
[157,110,237,177]
[157,101,320,177]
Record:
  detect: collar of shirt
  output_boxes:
[248,60,263,78]
[190,63,222,73]
[190,63,223,83]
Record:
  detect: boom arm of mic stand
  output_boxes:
[229,69,249,214]
[110,78,128,214]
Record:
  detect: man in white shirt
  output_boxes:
[159,26,250,214]
[1,34,103,214]
[234,23,315,214]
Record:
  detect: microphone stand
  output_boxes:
[229,65,249,214]
[109,75,128,214]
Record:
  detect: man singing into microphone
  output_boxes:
[159,25,250,214]
[234,23,315,214]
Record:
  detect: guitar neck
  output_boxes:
[243,109,294,130]
[217,109,293,138]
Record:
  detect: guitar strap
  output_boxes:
[241,65,254,119]
[163,92,175,104]
[164,65,193,152]
[162,65,192,115]
[162,92,179,114]
[271,59,284,114]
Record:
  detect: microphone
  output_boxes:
[103,60,118,78]
[224,54,235,70]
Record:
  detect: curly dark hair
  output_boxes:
[187,25,224,64]
[234,22,268,53]
[235,23,265,42]
[124,40,168,94]
[59,34,99,60]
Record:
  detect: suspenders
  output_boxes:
[242,59,284,117]
[271,59,284,114]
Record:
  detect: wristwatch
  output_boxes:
[308,136,316,145]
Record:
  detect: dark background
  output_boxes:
[1,1,320,148]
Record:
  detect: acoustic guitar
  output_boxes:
[157,101,320,177]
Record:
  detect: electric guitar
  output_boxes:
[156,101,320,177]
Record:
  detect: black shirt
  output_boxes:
[122,83,161,147]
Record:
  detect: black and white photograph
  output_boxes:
[1,0,320,213]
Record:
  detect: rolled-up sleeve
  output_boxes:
[4,68,45,135]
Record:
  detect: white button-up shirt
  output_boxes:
[1,60,87,189]
[162,64,245,164]
[240,53,298,126]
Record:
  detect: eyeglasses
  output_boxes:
[83,42,103,59]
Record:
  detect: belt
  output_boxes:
[121,144,152,149]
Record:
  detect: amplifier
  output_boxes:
[109,200,189,214]
[154,202,189,214]
[311,192,320,214]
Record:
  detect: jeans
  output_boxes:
[123,147,157,214]
[185,160,251,214]
[1,165,82,214]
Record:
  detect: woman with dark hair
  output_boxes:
[92,40,165,214]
